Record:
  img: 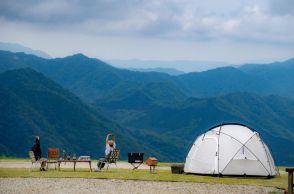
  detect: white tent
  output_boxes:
[184,123,278,176]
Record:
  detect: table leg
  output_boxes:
[149,165,156,173]
[288,171,293,194]
[74,161,76,171]
[58,162,61,171]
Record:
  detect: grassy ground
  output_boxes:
[0,158,288,189]
[0,156,29,162]
[0,167,287,190]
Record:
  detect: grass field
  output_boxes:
[0,167,288,190]
[0,158,289,190]
[0,156,30,162]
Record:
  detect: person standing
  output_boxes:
[32,136,42,160]
[31,136,46,171]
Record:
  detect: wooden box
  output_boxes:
[48,148,59,159]
[146,157,158,166]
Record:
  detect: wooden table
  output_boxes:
[57,160,92,172]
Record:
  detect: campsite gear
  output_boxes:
[286,168,294,194]
[97,149,120,171]
[72,153,77,160]
[184,123,278,177]
[128,153,144,170]
[146,157,158,173]
[78,156,91,160]
[105,149,120,170]
[58,160,92,172]
[28,151,47,171]
[171,164,184,174]
[47,148,59,170]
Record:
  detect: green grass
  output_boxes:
[0,156,29,162]
[0,158,288,189]
[0,167,287,189]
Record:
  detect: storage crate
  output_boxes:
[171,164,184,174]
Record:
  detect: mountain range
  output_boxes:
[0,42,51,59]
[1,51,293,102]
[0,50,293,165]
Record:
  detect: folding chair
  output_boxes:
[28,151,40,171]
[105,149,120,170]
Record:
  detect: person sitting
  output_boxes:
[96,133,116,171]
[31,136,47,171]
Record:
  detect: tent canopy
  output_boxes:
[184,123,277,176]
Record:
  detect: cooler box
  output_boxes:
[146,157,158,166]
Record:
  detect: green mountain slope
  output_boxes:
[0,68,175,159]
[177,67,271,97]
[240,58,294,98]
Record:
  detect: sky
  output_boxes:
[0,0,294,71]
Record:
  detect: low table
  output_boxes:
[46,160,58,170]
[57,160,92,172]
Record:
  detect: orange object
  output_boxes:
[48,148,59,159]
[146,157,158,166]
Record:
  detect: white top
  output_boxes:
[105,143,116,156]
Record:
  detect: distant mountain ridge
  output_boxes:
[0,51,293,102]
[0,42,51,59]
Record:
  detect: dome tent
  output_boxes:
[184,123,278,177]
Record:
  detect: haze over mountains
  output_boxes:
[0,42,51,59]
[107,59,229,72]
[0,50,293,165]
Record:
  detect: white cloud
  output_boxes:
[0,0,293,64]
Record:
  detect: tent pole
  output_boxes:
[217,125,222,176]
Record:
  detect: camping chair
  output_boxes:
[105,149,120,170]
[47,148,59,170]
[28,151,40,171]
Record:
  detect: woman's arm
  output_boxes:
[106,133,112,145]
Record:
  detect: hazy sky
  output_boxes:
[0,0,294,66]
